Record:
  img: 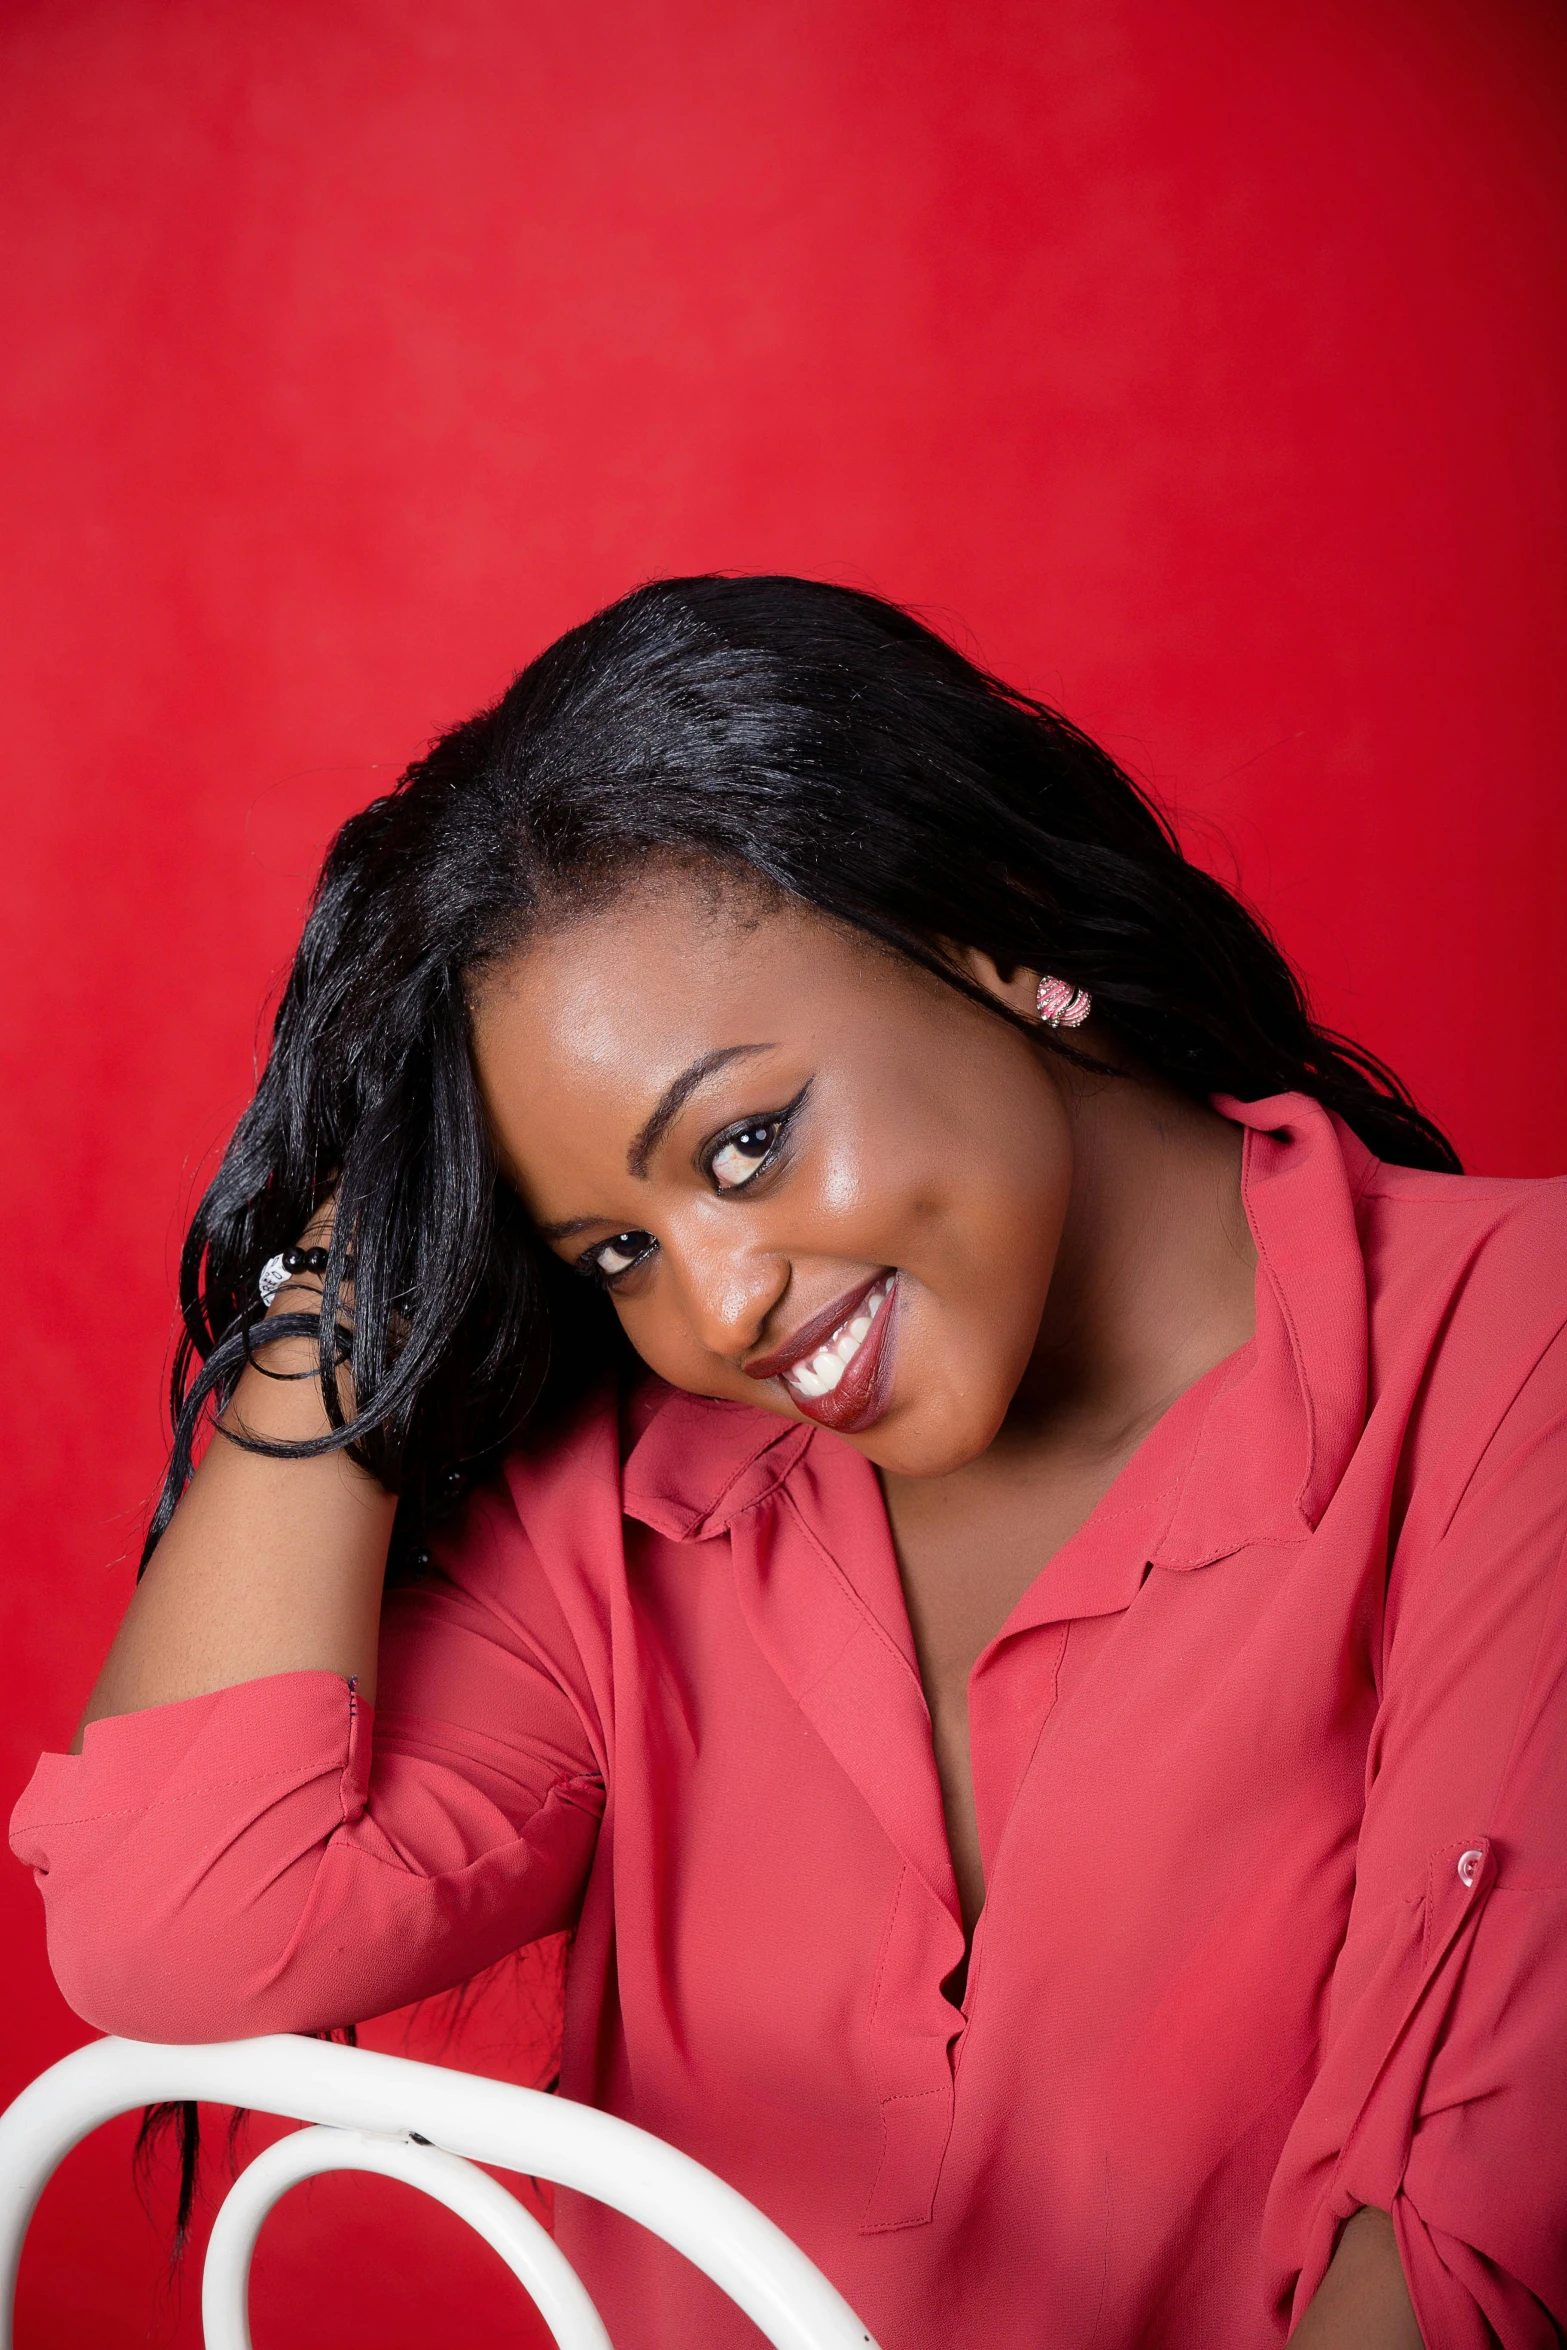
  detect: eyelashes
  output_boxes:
[579,1231,657,1284]
[698,1081,809,1197]
[705,1110,792,1192]
[575,1084,810,1289]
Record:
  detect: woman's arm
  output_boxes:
[1292,2211,1424,2348]
[16,1337,608,2042]
[76,1221,396,1740]
[1264,1290,1567,2340]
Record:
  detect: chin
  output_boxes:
[857,1397,1007,1479]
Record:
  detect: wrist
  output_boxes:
[223,1299,359,1445]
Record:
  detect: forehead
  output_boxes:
[468,876,884,1123]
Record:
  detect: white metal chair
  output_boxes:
[0,2035,880,2349]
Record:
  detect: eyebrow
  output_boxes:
[534,1212,617,1244]
[626,1043,775,1178]
[532,1042,777,1245]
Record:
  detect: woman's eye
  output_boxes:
[582,1231,654,1284]
[709,1120,782,1191]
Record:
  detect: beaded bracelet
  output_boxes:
[257,1245,330,1310]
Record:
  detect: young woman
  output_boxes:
[12,578,1565,2349]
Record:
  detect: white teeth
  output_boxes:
[783,1276,893,1403]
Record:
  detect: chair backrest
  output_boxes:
[0,2034,880,2350]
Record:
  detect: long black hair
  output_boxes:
[149,572,1457,1578]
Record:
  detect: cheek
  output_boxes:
[940,1188,1065,1378]
[610,1293,692,1378]
[813,1123,880,1222]
[891,1113,1071,1394]
[608,1292,768,1406]
[907,1111,1069,1294]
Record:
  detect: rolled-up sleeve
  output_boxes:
[1265,1325,1567,2346]
[8,1486,605,2043]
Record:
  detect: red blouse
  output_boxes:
[12,1096,1567,2349]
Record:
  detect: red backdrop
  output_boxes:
[2,2,1564,2342]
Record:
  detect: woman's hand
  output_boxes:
[1291,2209,1424,2348]
[72,1204,397,1746]
[226,1199,354,1431]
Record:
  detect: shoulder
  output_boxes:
[1357,1149,1567,1245]
[1356,1155,1567,1356]
[441,1374,792,1587]
[385,1383,636,1705]
[1353,1156,1567,1539]
[403,1384,627,1619]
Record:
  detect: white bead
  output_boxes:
[258,1253,292,1309]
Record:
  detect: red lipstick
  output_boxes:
[746,1271,899,1436]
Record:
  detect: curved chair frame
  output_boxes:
[0,2035,879,2350]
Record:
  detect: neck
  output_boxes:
[1003,1069,1256,1460]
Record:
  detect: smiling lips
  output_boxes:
[745,1271,898,1434]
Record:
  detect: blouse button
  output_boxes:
[1456,1848,1484,1888]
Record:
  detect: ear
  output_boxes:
[952,946,1040,1021]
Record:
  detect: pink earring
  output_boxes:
[1036,973,1092,1029]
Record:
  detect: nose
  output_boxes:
[667,1220,790,1362]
